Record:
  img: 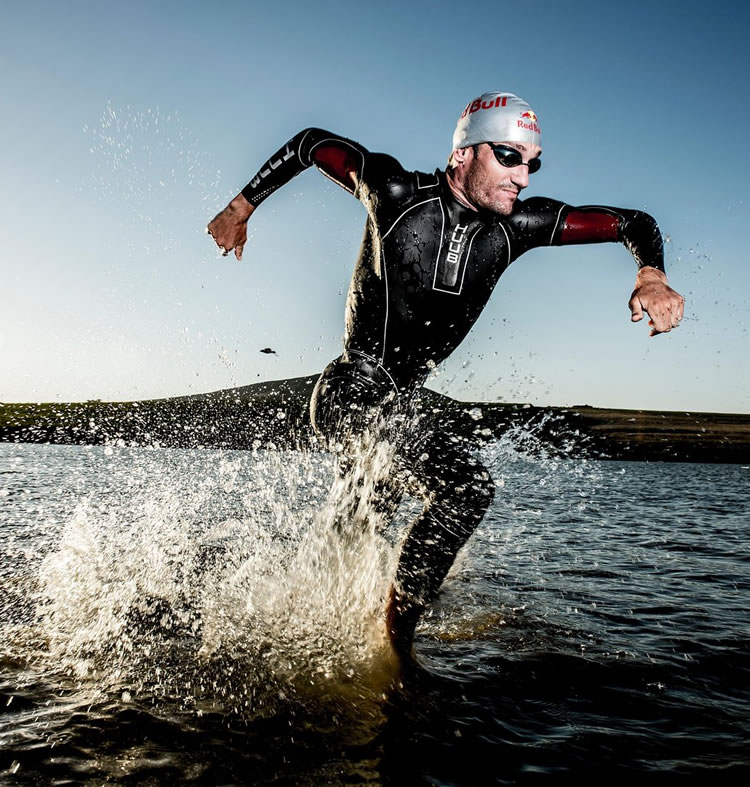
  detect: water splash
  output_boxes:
[13,409,614,724]
[34,445,401,717]
[81,102,223,254]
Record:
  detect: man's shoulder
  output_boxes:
[502,195,572,247]
[503,195,568,231]
[387,167,444,201]
[511,195,567,216]
[362,157,442,203]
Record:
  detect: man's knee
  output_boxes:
[471,467,496,513]
[436,461,495,518]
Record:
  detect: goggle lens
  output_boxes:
[490,144,541,174]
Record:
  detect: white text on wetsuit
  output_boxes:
[249,144,295,189]
[434,223,470,292]
[446,224,469,266]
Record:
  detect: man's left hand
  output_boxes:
[629,266,685,337]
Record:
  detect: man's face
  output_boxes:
[462,141,542,215]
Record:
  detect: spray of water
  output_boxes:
[35,443,402,719]
[18,400,614,730]
[82,102,223,254]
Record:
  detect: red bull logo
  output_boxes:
[461,95,509,118]
[517,119,541,134]
[518,110,540,135]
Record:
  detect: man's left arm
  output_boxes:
[522,200,685,336]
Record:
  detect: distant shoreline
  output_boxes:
[2,376,749,464]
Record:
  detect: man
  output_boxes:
[207,92,685,659]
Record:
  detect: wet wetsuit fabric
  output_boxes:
[309,350,494,624]
[241,128,664,390]
[241,128,665,622]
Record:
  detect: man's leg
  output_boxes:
[310,355,403,535]
[387,431,496,655]
[325,444,405,536]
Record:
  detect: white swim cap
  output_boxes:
[452,92,541,150]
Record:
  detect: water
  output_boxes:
[1,441,749,783]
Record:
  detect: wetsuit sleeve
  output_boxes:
[517,197,665,271]
[241,128,386,207]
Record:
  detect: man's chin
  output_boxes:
[472,191,516,215]
[488,190,518,215]
[489,199,515,216]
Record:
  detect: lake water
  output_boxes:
[1,441,748,784]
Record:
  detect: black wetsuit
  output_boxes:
[241,128,664,636]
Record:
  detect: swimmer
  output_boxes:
[208,92,685,661]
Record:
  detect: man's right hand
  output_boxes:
[207,193,255,261]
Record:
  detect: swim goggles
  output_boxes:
[488,143,541,173]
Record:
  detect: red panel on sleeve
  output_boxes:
[311,145,359,185]
[561,211,619,243]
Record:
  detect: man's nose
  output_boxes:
[512,165,529,189]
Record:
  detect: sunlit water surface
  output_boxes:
[1,441,748,784]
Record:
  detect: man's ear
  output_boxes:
[452,146,472,164]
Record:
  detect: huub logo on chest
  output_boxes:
[433,223,471,293]
[446,223,469,266]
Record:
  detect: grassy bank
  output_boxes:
[2,377,749,463]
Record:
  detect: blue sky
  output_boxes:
[1,0,748,413]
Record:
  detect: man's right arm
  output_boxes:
[207,128,369,260]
